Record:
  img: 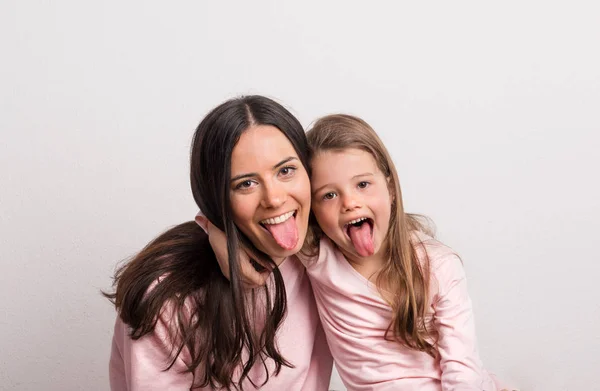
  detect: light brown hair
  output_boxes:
[305,114,437,357]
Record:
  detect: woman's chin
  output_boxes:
[267,237,306,259]
[270,242,301,258]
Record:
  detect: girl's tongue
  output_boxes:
[263,216,298,250]
[348,221,375,257]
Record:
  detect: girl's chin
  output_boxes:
[341,242,382,260]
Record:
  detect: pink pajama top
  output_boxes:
[109,253,333,390]
[302,233,504,391]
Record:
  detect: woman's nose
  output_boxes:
[260,182,287,209]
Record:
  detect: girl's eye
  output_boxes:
[323,192,337,200]
[279,166,297,177]
[358,181,369,189]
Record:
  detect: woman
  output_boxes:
[106,95,332,390]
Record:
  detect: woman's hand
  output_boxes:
[206,221,272,289]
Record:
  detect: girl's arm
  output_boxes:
[195,212,271,288]
[109,308,192,391]
[433,254,498,391]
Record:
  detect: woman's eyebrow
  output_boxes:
[230,157,298,183]
[274,156,297,168]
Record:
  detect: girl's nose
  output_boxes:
[341,193,361,212]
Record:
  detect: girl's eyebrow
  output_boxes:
[353,172,374,179]
[230,157,298,183]
[312,172,374,194]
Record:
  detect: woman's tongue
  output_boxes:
[264,216,298,250]
[348,222,375,257]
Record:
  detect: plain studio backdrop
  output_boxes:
[1,1,599,390]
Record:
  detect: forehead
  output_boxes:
[230,125,298,173]
[311,148,380,181]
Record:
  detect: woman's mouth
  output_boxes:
[259,210,299,250]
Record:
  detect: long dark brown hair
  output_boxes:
[305,114,437,357]
[104,96,312,389]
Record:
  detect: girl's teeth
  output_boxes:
[261,211,294,225]
[347,217,367,226]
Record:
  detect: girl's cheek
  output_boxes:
[313,207,330,227]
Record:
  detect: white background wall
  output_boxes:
[1,1,599,390]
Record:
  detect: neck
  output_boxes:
[341,248,387,282]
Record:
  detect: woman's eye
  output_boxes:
[358,181,369,189]
[323,192,337,200]
[236,180,254,190]
[279,166,296,177]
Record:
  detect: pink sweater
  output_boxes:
[109,255,333,390]
[302,234,503,391]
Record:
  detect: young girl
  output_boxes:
[303,114,506,390]
[203,114,511,390]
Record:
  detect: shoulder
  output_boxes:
[118,272,199,341]
[411,231,460,268]
[297,236,334,267]
[296,237,346,270]
[316,237,342,265]
[410,231,465,293]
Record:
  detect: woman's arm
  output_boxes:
[109,310,192,391]
[432,254,498,391]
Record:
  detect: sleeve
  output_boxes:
[195,210,209,234]
[109,310,194,391]
[432,254,497,391]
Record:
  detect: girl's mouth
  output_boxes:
[345,217,375,257]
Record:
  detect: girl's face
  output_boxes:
[310,148,392,263]
[229,125,311,263]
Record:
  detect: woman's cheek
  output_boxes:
[230,193,256,224]
[296,172,312,199]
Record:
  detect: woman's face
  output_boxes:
[229,125,311,262]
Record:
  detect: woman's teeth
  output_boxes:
[260,211,295,225]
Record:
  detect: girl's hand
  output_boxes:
[206,221,271,289]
